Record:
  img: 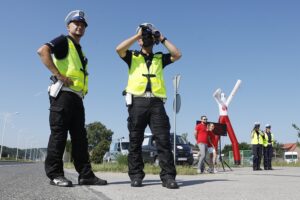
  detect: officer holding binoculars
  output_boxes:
[116,23,182,189]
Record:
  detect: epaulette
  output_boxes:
[133,50,140,56]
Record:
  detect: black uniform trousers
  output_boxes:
[252,144,263,170]
[127,97,176,181]
[45,91,94,180]
[263,145,273,169]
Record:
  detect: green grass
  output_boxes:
[64,160,300,175]
[0,158,33,162]
[92,163,128,173]
[64,162,198,175]
[272,161,300,167]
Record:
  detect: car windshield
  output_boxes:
[170,135,187,145]
[285,155,298,159]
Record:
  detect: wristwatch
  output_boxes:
[161,37,167,44]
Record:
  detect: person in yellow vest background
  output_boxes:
[250,122,264,171]
[116,23,181,189]
[37,10,107,187]
[263,124,275,170]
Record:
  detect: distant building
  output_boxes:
[282,143,299,163]
[282,143,300,154]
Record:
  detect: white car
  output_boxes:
[284,152,298,163]
[103,139,129,163]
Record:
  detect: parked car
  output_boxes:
[142,134,194,165]
[284,151,298,163]
[103,138,129,163]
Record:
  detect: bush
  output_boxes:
[116,154,128,165]
[90,144,105,164]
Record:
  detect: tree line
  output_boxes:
[2,122,299,163]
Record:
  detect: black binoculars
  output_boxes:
[140,25,161,40]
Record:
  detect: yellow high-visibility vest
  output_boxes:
[53,38,88,95]
[251,130,264,145]
[126,52,167,98]
[263,132,274,147]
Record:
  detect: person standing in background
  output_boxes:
[250,122,264,171]
[207,123,217,173]
[194,116,209,173]
[263,124,275,170]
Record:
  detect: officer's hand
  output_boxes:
[260,131,264,135]
[159,32,165,42]
[57,74,73,87]
[137,28,143,39]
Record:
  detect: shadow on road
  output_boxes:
[99,178,231,188]
[106,179,162,186]
[179,179,230,187]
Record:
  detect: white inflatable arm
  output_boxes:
[213,88,226,107]
[226,79,242,106]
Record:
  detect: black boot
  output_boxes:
[162,179,179,189]
[78,176,107,185]
[131,179,143,187]
[50,176,73,187]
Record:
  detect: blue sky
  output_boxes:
[0,0,299,150]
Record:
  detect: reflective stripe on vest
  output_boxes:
[53,38,88,95]
[126,53,167,98]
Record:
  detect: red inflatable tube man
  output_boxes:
[213,80,242,165]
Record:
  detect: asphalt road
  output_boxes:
[1,162,300,200]
[68,166,300,200]
[0,162,107,200]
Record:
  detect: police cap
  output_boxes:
[65,10,88,27]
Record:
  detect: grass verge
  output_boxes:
[65,161,300,175]
[64,162,199,175]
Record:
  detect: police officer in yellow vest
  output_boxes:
[116,23,182,189]
[37,10,107,187]
[263,124,274,170]
[250,122,264,171]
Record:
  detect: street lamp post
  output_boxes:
[24,137,33,161]
[29,143,33,161]
[16,129,22,161]
[36,148,40,161]
[16,136,19,161]
[24,146,27,161]
[0,112,19,160]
